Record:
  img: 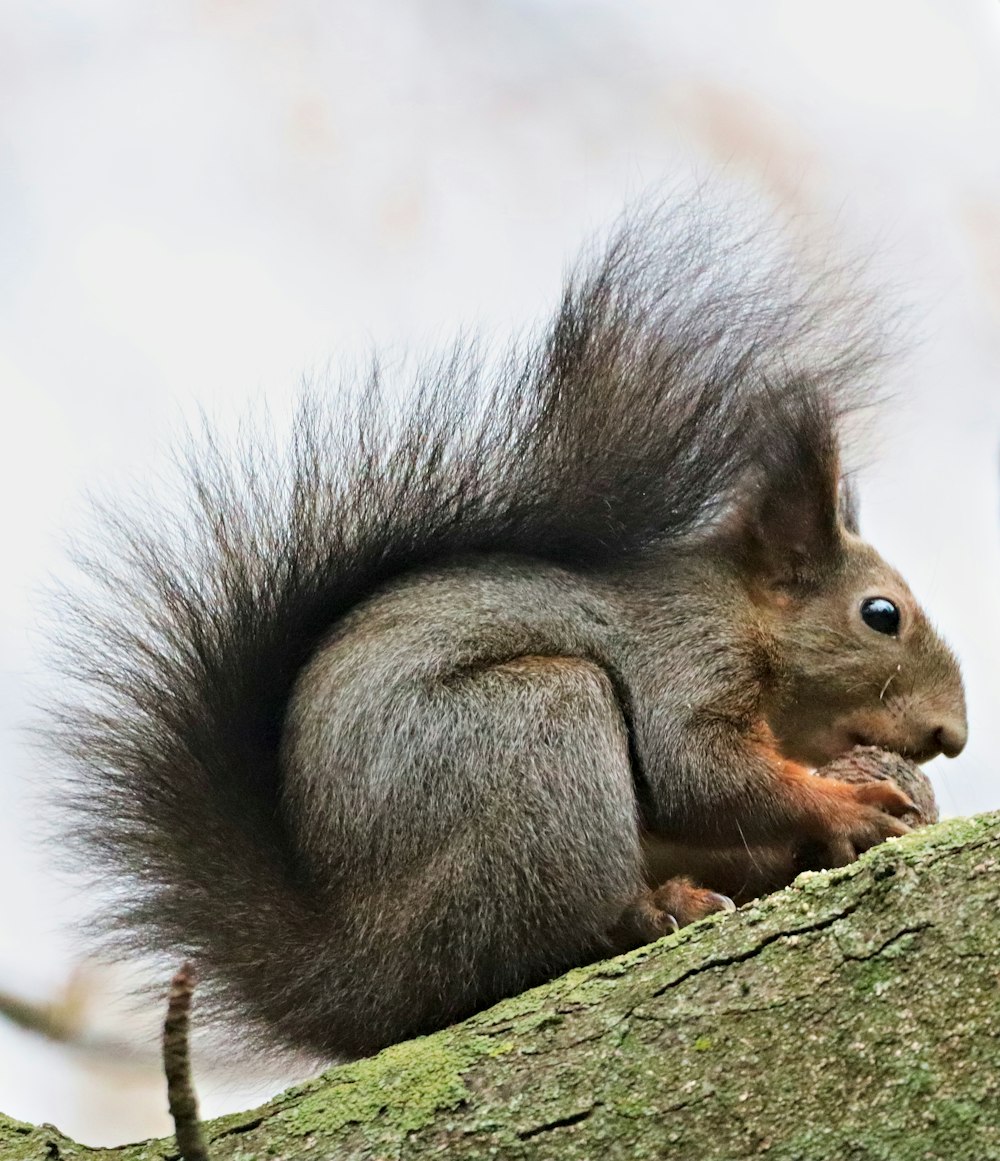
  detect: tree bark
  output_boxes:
[3,811,999,1161]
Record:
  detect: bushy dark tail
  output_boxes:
[47,202,883,1052]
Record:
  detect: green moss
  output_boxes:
[851,955,896,995]
[0,1115,37,1161]
[280,1030,496,1136]
[3,811,998,1160]
[0,1114,92,1161]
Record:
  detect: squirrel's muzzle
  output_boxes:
[933,718,967,759]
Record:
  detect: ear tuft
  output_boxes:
[721,382,847,587]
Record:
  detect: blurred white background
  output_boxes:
[1,0,999,1146]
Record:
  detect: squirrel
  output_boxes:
[48,205,967,1060]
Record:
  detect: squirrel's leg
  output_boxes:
[641,832,797,907]
[405,655,734,968]
[641,745,935,904]
[285,651,698,1050]
[648,718,914,867]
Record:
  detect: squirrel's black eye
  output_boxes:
[860,597,900,636]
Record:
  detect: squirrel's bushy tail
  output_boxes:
[47,202,883,1052]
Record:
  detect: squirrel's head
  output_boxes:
[723,393,967,769]
[759,533,967,768]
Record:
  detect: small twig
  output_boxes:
[0,968,146,1058]
[0,989,80,1042]
[163,963,211,1161]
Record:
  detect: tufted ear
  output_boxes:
[721,385,846,589]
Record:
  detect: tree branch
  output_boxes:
[3,811,998,1160]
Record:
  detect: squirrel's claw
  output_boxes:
[610,878,735,953]
[851,780,919,818]
[648,877,738,927]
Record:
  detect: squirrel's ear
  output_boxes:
[721,390,846,588]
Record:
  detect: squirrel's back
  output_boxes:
[48,203,890,1054]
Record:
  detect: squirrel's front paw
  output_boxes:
[610,876,735,952]
[817,745,938,826]
[802,776,914,867]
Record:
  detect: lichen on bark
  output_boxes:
[3,811,998,1161]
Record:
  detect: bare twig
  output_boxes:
[163,963,210,1161]
[0,988,80,1042]
[0,966,143,1057]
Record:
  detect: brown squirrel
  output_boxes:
[48,206,967,1059]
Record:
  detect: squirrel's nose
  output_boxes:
[933,718,968,759]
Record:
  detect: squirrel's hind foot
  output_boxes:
[610,876,736,952]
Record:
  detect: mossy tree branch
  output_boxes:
[3,811,999,1161]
